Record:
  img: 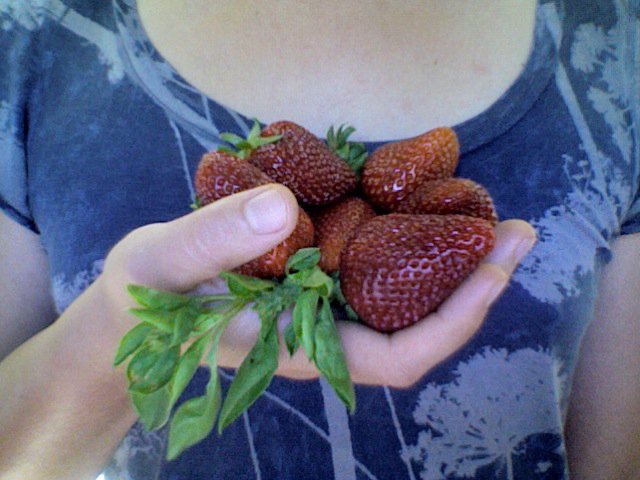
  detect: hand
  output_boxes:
[209,217,536,387]
[101,184,535,389]
[0,184,304,479]
[333,218,536,387]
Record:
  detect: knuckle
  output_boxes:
[178,224,224,275]
[103,222,165,280]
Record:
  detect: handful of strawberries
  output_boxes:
[115,119,497,460]
[195,120,497,332]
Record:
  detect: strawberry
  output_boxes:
[311,197,377,273]
[361,127,459,211]
[235,208,315,278]
[339,214,495,332]
[193,150,314,278]
[194,151,273,206]
[392,178,498,226]
[247,121,358,206]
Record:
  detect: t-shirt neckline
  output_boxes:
[116,0,557,155]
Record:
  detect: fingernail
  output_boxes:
[513,236,536,263]
[244,188,288,234]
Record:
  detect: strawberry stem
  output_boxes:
[326,124,368,179]
[114,247,355,461]
[217,118,282,159]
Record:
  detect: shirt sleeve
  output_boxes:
[621,182,640,235]
[0,17,38,233]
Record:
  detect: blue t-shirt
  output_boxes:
[1,1,639,479]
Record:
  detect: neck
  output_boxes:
[138,0,537,140]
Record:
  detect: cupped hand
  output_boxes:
[217,217,536,388]
[101,184,535,390]
[332,218,536,387]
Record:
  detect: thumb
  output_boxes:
[105,184,299,292]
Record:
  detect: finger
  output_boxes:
[347,263,501,387]
[105,184,299,292]
[483,219,537,275]
[342,220,536,387]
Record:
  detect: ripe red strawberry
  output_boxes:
[361,127,459,211]
[392,178,498,226]
[193,150,314,278]
[311,197,377,273]
[235,208,315,278]
[194,151,273,206]
[248,121,358,206]
[339,214,495,332]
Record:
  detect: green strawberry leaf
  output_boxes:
[113,323,155,367]
[127,285,192,311]
[127,345,180,395]
[171,308,198,346]
[344,304,360,321]
[300,267,333,298]
[129,308,176,334]
[166,369,222,461]
[313,298,355,413]
[190,196,201,210]
[283,322,299,357]
[292,289,319,360]
[170,333,211,405]
[217,119,281,160]
[285,247,321,275]
[325,124,367,178]
[131,383,173,431]
[219,272,275,300]
[218,132,246,146]
[166,315,231,460]
[216,145,239,157]
[248,118,262,139]
[217,315,279,434]
[329,273,360,321]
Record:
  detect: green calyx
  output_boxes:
[326,124,368,178]
[114,247,355,461]
[218,118,282,160]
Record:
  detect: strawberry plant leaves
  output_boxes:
[127,285,192,311]
[171,307,198,346]
[218,132,246,146]
[325,124,368,178]
[166,369,222,461]
[166,313,232,460]
[217,316,279,433]
[252,283,300,325]
[127,345,180,395]
[170,333,211,404]
[113,323,155,367]
[219,272,275,299]
[301,267,333,298]
[292,289,319,360]
[216,145,239,157]
[283,322,299,357]
[285,247,320,275]
[129,308,175,334]
[131,383,173,431]
[314,298,355,413]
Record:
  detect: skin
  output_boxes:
[0,186,533,479]
[1,1,638,478]
[137,0,537,140]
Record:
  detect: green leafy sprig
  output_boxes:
[326,124,368,179]
[217,118,282,160]
[114,247,355,461]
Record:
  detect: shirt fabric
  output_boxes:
[1,1,639,479]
